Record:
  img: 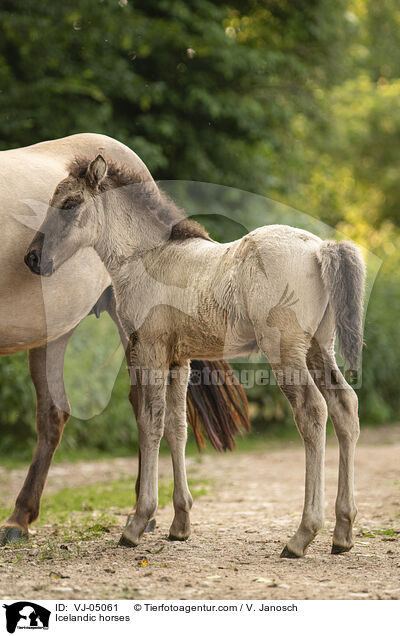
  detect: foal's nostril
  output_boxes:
[24,249,41,274]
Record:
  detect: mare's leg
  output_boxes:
[0,330,73,545]
[119,343,168,547]
[164,362,193,541]
[258,334,328,558]
[307,338,359,554]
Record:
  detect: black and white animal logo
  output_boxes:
[3,602,50,633]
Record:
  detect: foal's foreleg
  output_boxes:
[105,298,154,530]
[119,351,168,547]
[164,363,193,541]
[307,342,359,554]
[107,291,158,535]
[0,331,72,545]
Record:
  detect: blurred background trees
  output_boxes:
[0,0,399,456]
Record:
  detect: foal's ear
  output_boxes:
[87,154,107,187]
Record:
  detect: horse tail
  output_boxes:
[316,240,366,370]
[187,360,250,452]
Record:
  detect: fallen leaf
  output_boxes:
[206,575,221,580]
[253,577,274,585]
[146,546,164,554]
[49,571,70,580]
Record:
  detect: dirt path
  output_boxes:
[1,427,399,600]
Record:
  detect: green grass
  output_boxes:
[358,528,399,539]
[2,419,399,469]
[374,528,399,537]
[0,431,292,470]
[0,476,212,541]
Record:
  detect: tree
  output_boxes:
[0,0,350,193]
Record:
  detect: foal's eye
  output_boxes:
[62,200,78,211]
[61,199,82,215]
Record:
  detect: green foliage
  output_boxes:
[62,314,136,453]
[0,0,350,192]
[357,232,400,424]
[0,352,35,456]
[0,0,399,456]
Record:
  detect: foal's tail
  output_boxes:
[316,240,366,370]
[187,360,250,452]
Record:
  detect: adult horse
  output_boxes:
[0,134,249,545]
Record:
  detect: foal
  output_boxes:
[26,154,366,558]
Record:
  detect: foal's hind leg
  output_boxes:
[0,331,72,545]
[259,337,328,558]
[164,362,193,541]
[307,339,359,554]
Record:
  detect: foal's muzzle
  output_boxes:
[24,249,54,277]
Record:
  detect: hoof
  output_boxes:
[168,533,189,542]
[331,543,352,555]
[280,545,301,559]
[118,533,139,548]
[144,518,156,533]
[0,526,29,546]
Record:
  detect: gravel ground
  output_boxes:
[0,425,399,600]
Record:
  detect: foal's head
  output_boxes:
[25,153,209,277]
[25,154,108,276]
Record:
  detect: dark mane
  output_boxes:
[69,156,144,188]
[68,156,211,242]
